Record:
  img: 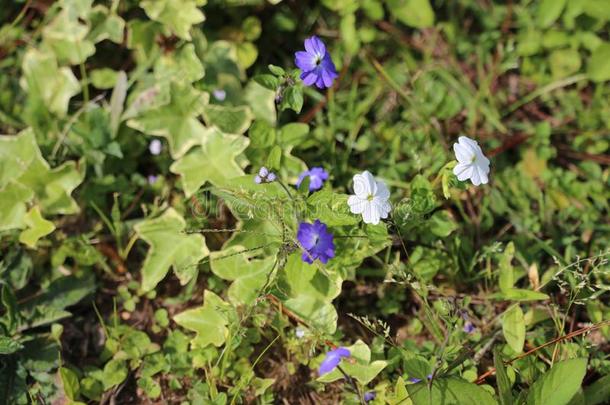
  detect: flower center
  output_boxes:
[314,55,322,66]
[470,154,477,163]
[367,194,374,201]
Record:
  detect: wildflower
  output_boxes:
[213,89,226,101]
[294,36,338,89]
[297,220,335,264]
[364,391,376,402]
[297,167,329,192]
[463,321,476,333]
[319,347,350,375]
[347,171,391,225]
[147,175,158,184]
[254,166,276,184]
[295,328,305,339]
[149,139,162,155]
[409,374,433,383]
[452,136,490,186]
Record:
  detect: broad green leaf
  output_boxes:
[499,242,515,292]
[587,43,610,82]
[494,348,513,405]
[155,43,205,84]
[318,340,387,385]
[21,49,80,116]
[549,48,581,79]
[59,367,80,400]
[0,182,33,231]
[389,377,412,405]
[0,336,23,354]
[210,246,276,305]
[0,129,38,188]
[170,129,249,197]
[307,190,359,227]
[526,358,587,405]
[490,289,549,301]
[127,82,209,159]
[245,81,277,125]
[502,305,525,353]
[173,290,232,348]
[134,208,209,292]
[584,374,610,405]
[141,0,205,40]
[41,6,95,64]
[102,359,128,390]
[276,253,342,334]
[407,377,498,405]
[386,0,435,29]
[202,104,253,134]
[90,68,119,89]
[88,5,125,44]
[19,206,56,248]
[536,0,567,28]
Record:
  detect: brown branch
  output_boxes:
[475,320,610,384]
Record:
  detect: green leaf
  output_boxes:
[317,340,387,385]
[41,6,96,64]
[19,206,56,248]
[173,290,232,348]
[170,129,249,197]
[549,48,581,79]
[254,74,279,91]
[407,377,498,405]
[429,210,458,238]
[587,43,610,82]
[102,359,128,390]
[21,49,80,116]
[536,0,567,28]
[386,0,435,29]
[0,182,33,231]
[134,208,208,292]
[526,358,588,405]
[210,246,276,305]
[584,374,610,405]
[494,348,513,405]
[502,305,525,353]
[245,81,277,125]
[490,289,549,301]
[90,68,119,89]
[266,145,282,171]
[202,104,253,134]
[0,336,23,355]
[141,0,205,40]
[127,82,209,159]
[59,367,80,400]
[499,242,515,293]
[155,43,205,84]
[280,85,303,113]
[137,376,161,399]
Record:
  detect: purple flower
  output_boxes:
[319,347,350,375]
[147,175,158,184]
[297,220,335,264]
[364,391,376,402]
[409,374,433,383]
[297,167,329,192]
[294,36,338,89]
[254,167,276,184]
[213,89,226,101]
[463,322,476,334]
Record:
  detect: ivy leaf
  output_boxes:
[0,182,33,231]
[173,290,233,348]
[41,6,96,64]
[502,305,525,353]
[21,49,80,117]
[141,0,205,40]
[155,43,205,84]
[0,129,38,188]
[19,206,56,248]
[170,129,249,197]
[202,104,253,134]
[526,358,587,405]
[317,340,387,385]
[275,253,342,334]
[210,246,276,305]
[406,377,497,405]
[127,82,209,159]
[134,208,209,292]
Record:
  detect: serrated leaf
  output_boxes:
[134,208,209,292]
[318,340,387,385]
[173,290,232,348]
[210,246,276,305]
[19,206,55,248]
[170,129,249,197]
[0,336,23,355]
[407,377,497,405]
[127,82,209,159]
[202,104,253,134]
[526,358,587,405]
[141,0,205,40]
[502,305,525,353]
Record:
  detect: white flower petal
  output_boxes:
[375,180,390,200]
[453,163,473,181]
[453,142,472,163]
[477,165,489,184]
[361,201,380,225]
[361,170,378,196]
[470,166,481,186]
[353,174,370,199]
[348,195,366,214]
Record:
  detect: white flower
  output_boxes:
[452,136,490,186]
[149,139,162,155]
[347,170,391,225]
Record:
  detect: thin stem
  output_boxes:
[337,365,365,405]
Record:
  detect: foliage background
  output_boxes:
[0,0,609,404]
